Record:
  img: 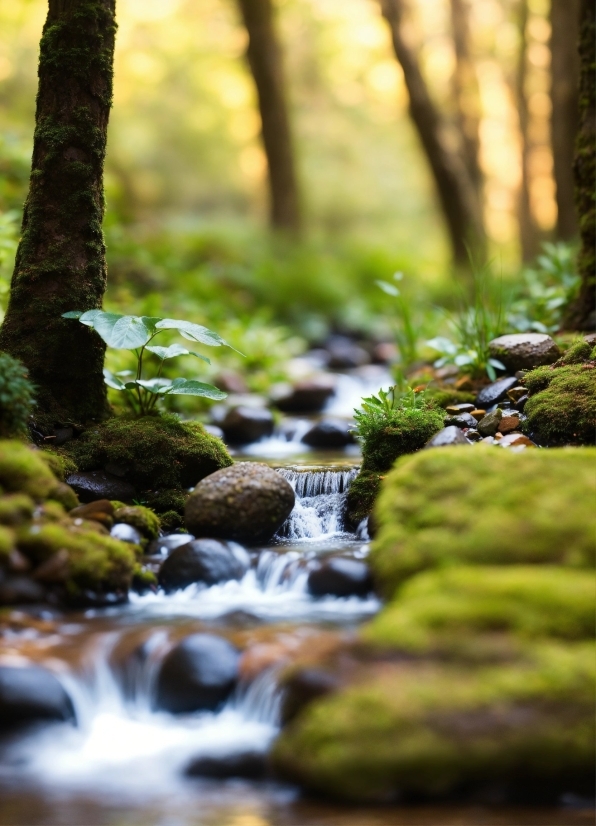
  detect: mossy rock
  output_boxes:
[553,337,593,366]
[0,493,35,526]
[113,505,160,540]
[363,565,595,656]
[62,414,232,503]
[370,448,596,597]
[522,363,596,446]
[271,642,595,802]
[40,450,78,482]
[345,470,383,529]
[425,387,476,409]
[0,525,14,558]
[359,406,444,474]
[17,522,140,601]
[0,440,60,501]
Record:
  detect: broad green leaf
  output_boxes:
[139,316,163,336]
[163,378,227,400]
[426,336,457,355]
[376,280,400,297]
[125,378,172,395]
[103,369,126,391]
[488,358,506,370]
[106,315,154,349]
[62,310,84,319]
[146,343,210,363]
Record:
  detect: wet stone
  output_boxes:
[507,386,527,403]
[146,533,195,557]
[476,377,519,409]
[489,333,561,372]
[445,403,475,415]
[155,633,240,714]
[477,409,503,437]
[466,429,482,442]
[220,406,274,445]
[301,419,354,448]
[158,538,249,592]
[0,576,46,605]
[424,426,469,448]
[0,665,75,730]
[66,471,136,505]
[274,378,336,414]
[185,750,266,780]
[498,416,521,435]
[444,412,478,429]
[307,557,373,598]
[110,523,143,545]
[470,409,486,421]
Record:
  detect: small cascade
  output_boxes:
[276,466,359,540]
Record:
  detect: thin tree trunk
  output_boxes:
[380,0,486,268]
[550,0,580,241]
[450,0,483,196]
[564,0,595,330]
[0,0,115,426]
[515,0,540,262]
[236,0,301,235]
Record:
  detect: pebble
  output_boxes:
[488,333,560,372]
[424,426,470,448]
[110,523,143,544]
[506,386,527,403]
[466,430,482,442]
[476,377,518,409]
[498,416,521,435]
[470,409,486,421]
[445,403,475,415]
[499,433,536,448]
[477,409,502,437]
[444,413,478,429]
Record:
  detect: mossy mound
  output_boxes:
[62,414,232,509]
[359,406,444,474]
[345,470,382,529]
[370,447,595,597]
[272,642,595,802]
[363,566,595,655]
[113,505,160,540]
[0,439,146,606]
[522,362,596,445]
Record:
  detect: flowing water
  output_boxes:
[0,373,591,824]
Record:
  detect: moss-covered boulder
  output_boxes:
[364,566,595,656]
[272,642,595,802]
[370,447,595,597]
[345,470,382,530]
[113,505,160,540]
[62,414,232,511]
[0,439,145,606]
[522,360,596,446]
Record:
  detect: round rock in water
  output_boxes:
[301,419,353,448]
[489,333,561,372]
[475,377,519,409]
[185,462,295,544]
[155,633,240,714]
[307,557,373,598]
[424,426,470,448]
[220,406,274,445]
[0,665,75,730]
[158,539,249,592]
[66,470,136,504]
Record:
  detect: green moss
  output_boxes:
[40,450,78,482]
[359,406,445,473]
[63,415,232,500]
[145,489,189,515]
[522,364,596,445]
[113,505,160,540]
[0,494,35,526]
[554,338,594,366]
[370,448,596,597]
[345,470,383,528]
[364,566,595,655]
[0,353,35,439]
[0,525,14,558]
[17,521,139,599]
[132,563,158,592]
[158,509,184,532]
[272,642,595,802]
[0,440,59,500]
[47,481,79,511]
[425,387,477,409]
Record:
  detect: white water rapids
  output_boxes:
[0,465,378,801]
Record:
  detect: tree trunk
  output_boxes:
[515,0,540,262]
[380,0,486,268]
[450,0,483,197]
[0,0,115,427]
[550,0,580,241]
[565,0,595,330]
[236,0,301,235]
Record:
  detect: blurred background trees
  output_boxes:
[0,0,590,336]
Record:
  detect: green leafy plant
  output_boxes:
[427,258,506,380]
[63,310,238,416]
[507,242,580,334]
[0,351,35,438]
[376,272,418,369]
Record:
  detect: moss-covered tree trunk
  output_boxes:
[236,0,301,235]
[565,0,595,330]
[380,0,486,268]
[0,0,116,427]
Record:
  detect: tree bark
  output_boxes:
[236,0,301,235]
[0,0,115,426]
[515,0,540,262]
[550,0,580,241]
[565,0,595,330]
[380,0,486,268]
[450,0,483,197]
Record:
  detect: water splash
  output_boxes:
[276,466,359,540]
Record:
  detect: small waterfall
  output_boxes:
[276,466,359,540]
